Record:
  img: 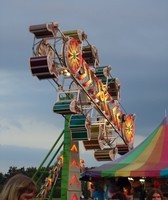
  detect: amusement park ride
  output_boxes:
[29,22,135,200]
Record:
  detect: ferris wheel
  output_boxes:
[29,22,135,200]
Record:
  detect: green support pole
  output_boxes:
[60,115,71,200]
[32,130,64,180]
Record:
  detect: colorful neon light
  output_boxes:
[69,175,80,186]
[71,144,78,152]
[71,193,79,200]
[63,38,136,145]
[70,159,80,168]
[64,37,136,145]
[122,115,135,144]
[64,39,82,74]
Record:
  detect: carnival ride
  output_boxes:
[29,22,135,200]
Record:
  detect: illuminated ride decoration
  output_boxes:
[63,39,82,74]
[122,114,135,144]
[29,22,136,200]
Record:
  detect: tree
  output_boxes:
[0,166,38,192]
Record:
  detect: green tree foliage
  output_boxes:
[0,166,62,198]
[0,166,37,192]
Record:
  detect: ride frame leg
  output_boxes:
[60,115,82,200]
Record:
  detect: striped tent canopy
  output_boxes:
[81,117,168,178]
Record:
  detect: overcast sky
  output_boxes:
[0,0,168,173]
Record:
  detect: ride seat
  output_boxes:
[62,29,87,44]
[30,56,56,80]
[116,144,129,155]
[53,99,81,115]
[82,45,99,66]
[95,66,112,84]
[83,124,101,150]
[94,148,117,161]
[29,22,58,39]
[69,114,90,141]
[108,78,120,100]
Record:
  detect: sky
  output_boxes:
[0,0,168,173]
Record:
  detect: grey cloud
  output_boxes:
[0,0,168,170]
[0,145,48,173]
